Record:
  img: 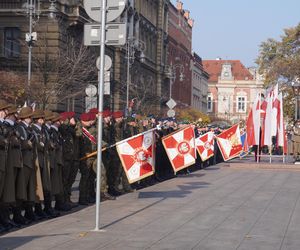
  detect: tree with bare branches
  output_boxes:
[30,33,98,109]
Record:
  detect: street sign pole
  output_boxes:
[94,0,107,232]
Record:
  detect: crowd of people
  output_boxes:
[0,99,225,233]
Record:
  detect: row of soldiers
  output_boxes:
[0,98,223,233]
[0,100,121,233]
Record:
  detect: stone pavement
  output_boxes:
[2,165,300,250]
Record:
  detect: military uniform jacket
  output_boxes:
[32,124,47,169]
[16,121,34,168]
[0,119,8,173]
[3,120,22,169]
[49,126,64,167]
[59,124,76,161]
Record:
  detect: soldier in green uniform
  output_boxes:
[50,112,71,211]
[89,110,115,201]
[3,106,28,226]
[43,110,60,217]
[31,109,49,219]
[16,107,37,222]
[77,113,94,205]
[59,111,78,207]
[0,100,16,231]
[292,120,300,161]
[109,111,126,195]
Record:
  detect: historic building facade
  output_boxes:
[203,59,264,122]
[0,0,170,114]
[191,52,209,113]
[0,0,91,112]
[112,0,169,113]
[167,0,194,108]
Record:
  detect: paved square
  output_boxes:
[1,165,300,250]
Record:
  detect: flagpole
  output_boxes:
[257,92,261,163]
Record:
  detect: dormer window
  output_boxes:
[221,63,233,80]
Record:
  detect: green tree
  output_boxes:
[256,23,300,121]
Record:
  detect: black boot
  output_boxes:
[0,223,7,234]
[100,192,116,201]
[24,204,38,222]
[54,201,72,212]
[13,207,30,225]
[0,207,19,230]
[65,197,78,208]
[44,199,60,218]
[35,203,48,219]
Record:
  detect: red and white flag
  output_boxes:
[246,94,261,146]
[277,93,287,153]
[162,126,196,173]
[216,124,243,161]
[116,129,155,184]
[263,84,279,146]
[195,132,214,161]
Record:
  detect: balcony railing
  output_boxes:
[0,1,26,11]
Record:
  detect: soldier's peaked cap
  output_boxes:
[51,112,61,122]
[7,105,18,115]
[44,110,55,121]
[18,107,33,119]
[32,109,45,119]
[0,100,11,110]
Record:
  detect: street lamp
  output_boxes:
[165,62,184,100]
[26,0,57,103]
[291,78,300,121]
[125,37,146,116]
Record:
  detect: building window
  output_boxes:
[207,94,213,112]
[4,27,20,58]
[237,96,246,113]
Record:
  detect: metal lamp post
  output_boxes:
[26,0,57,103]
[292,78,300,121]
[125,37,146,116]
[165,62,184,100]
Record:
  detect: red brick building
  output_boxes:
[167,0,194,107]
[203,59,265,123]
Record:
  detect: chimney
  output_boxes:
[176,0,183,11]
[184,10,190,19]
[188,18,194,27]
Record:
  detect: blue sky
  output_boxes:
[172,0,300,67]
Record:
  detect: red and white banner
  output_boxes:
[246,94,261,146]
[162,126,196,173]
[277,93,287,153]
[195,132,214,161]
[116,129,155,184]
[216,124,243,161]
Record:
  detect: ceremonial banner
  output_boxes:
[246,94,261,146]
[116,129,155,184]
[240,132,249,157]
[195,132,214,161]
[216,124,243,161]
[162,126,196,173]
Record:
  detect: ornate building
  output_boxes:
[0,0,170,114]
[111,0,169,114]
[191,53,209,113]
[203,59,264,123]
[166,0,194,108]
[0,0,91,112]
